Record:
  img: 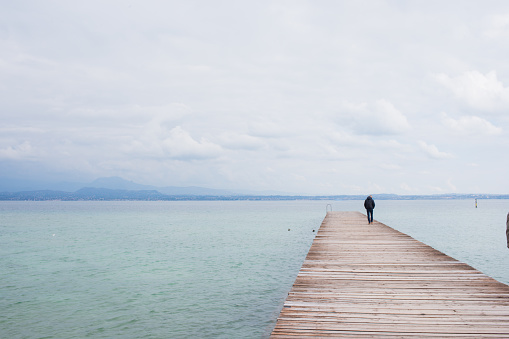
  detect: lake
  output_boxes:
[1,199,508,338]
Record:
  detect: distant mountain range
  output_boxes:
[0,176,290,198]
[86,177,246,196]
[0,177,508,201]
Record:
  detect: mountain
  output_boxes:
[74,187,169,200]
[89,177,242,196]
[88,177,154,191]
[1,188,508,201]
[0,176,283,196]
[4,177,505,200]
[0,188,171,201]
[157,186,237,196]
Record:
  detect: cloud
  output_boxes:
[216,132,266,151]
[379,163,402,171]
[417,141,453,159]
[0,141,34,160]
[68,103,191,123]
[442,114,502,136]
[129,125,222,161]
[337,100,411,135]
[2,1,509,194]
[400,183,412,192]
[426,179,457,193]
[162,126,222,160]
[447,179,457,191]
[435,71,509,112]
[484,14,509,39]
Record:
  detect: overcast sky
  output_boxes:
[1,0,509,195]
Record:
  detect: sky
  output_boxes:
[1,0,509,195]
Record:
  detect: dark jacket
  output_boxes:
[506,213,509,248]
[364,196,375,210]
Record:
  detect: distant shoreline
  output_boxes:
[0,188,508,201]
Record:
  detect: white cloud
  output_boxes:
[2,2,509,194]
[69,103,191,122]
[216,132,266,151]
[161,126,223,160]
[379,163,401,171]
[426,179,458,193]
[442,114,502,136]
[400,183,412,192]
[337,99,411,135]
[248,118,298,138]
[435,71,509,111]
[484,14,509,39]
[0,141,34,160]
[447,179,457,191]
[417,141,453,159]
[128,125,222,161]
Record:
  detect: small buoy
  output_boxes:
[312,230,315,232]
[288,229,290,231]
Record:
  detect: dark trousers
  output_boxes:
[366,209,373,223]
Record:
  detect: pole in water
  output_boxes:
[475,199,477,208]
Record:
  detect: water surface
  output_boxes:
[1,199,508,338]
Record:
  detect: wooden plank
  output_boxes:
[270,211,509,338]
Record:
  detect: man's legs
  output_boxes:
[367,209,373,223]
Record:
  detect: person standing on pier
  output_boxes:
[364,195,375,224]
[506,212,509,248]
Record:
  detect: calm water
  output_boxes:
[1,200,509,338]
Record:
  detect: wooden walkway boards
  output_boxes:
[271,211,509,338]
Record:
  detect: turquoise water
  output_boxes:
[1,200,509,338]
[375,199,509,285]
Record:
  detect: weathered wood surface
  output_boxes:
[271,211,509,338]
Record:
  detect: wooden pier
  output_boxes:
[271,211,509,338]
